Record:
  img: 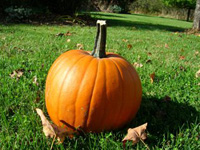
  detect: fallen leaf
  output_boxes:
[10,69,24,79]
[165,43,169,48]
[41,64,44,68]
[178,34,182,37]
[179,56,185,60]
[56,31,73,37]
[122,39,128,42]
[196,70,200,78]
[195,51,199,56]
[127,44,132,49]
[122,123,148,149]
[133,62,143,68]
[76,43,83,50]
[179,66,186,71]
[67,39,71,42]
[150,72,155,84]
[65,31,72,36]
[35,96,41,103]
[198,83,200,86]
[174,32,178,35]
[56,33,65,37]
[147,52,152,56]
[146,59,152,64]
[36,108,73,143]
[36,108,56,138]
[33,76,39,86]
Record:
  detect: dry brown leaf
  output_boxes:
[146,59,152,64]
[122,39,128,42]
[133,62,143,68]
[41,64,44,68]
[147,52,152,56]
[10,69,24,79]
[127,44,132,49]
[36,108,72,143]
[179,66,186,71]
[122,123,148,149]
[33,76,39,86]
[195,51,199,56]
[36,108,56,138]
[150,72,155,84]
[35,96,40,103]
[196,70,200,78]
[65,31,72,36]
[76,43,83,50]
[179,56,185,60]
[56,31,72,37]
[174,32,178,35]
[10,71,17,78]
[56,33,65,37]
[165,43,169,48]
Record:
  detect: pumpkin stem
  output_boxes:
[91,20,106,58]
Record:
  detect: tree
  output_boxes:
[91,0,134,13]
[1,0,87,16]
[162,0,196,21]
[42,0,86,15]
[193,0,200,30]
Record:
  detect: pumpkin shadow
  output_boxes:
[122,95,200,146]
[62,95,199,149]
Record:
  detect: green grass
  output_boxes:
[0,12,200,149]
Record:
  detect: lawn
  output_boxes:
[0,12,200,149]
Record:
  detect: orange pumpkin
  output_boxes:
[45,20,142,133]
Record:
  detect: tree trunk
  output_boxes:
[193,0,200,30]
[187,8,191,21]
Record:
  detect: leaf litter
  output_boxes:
[56,31,74,37]
[36,108,150,149]
[196,69,200,78]
[127,44,132,49]
[133,62,143,68]
[36,108,75,148]
[33,76,39,86]
[10,69,24,80]
[150,72,155,84]
[76,43,84,50]
[122,123,149,149]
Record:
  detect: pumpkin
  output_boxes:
[45,20,142,133]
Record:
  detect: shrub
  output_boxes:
[131,0,164,14]
[5,6,33,22]
[110,5,123,13]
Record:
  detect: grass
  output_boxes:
[0,12,200,149]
